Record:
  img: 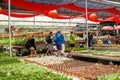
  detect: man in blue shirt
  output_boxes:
[54,31,62,56]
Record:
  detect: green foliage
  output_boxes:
[74,47,86,51]
[0,38,9,44]
[79,50,120,56]
[37,49,43,54]
[0,37,28,45]
[0,53,72,80]
[12,37,28,45]
[0,52,9,57]
[91,50,120,56]
[65,47,86,52]
[65,47,71,52]
[0,52,21,65]
[42,48,48,53]
[97,71,120,80]
[21,50,29,56]
[37,48,48,54]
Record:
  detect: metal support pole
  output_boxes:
[52,18,54,27]
[8,0,12,57]
[116,25,119,35]
[69,19,73,28]
[69,19,71,27]
[85,0,89,49]
[96,22,99,41]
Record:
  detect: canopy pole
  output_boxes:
[69,19,72,31]
[69,19,72,29]
[117,29,119,35]
[52,18,54,28]
[85,0,89,49]
[96,22,99,41]
[69,19,71,27]
[116,25,119,35]
[8,0,12,57]
[63,23,65,32]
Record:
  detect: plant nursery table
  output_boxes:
[12,45,25,56]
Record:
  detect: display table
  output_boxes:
[77,40,85,47]
[93,45,120,50]
[12,45,25,56]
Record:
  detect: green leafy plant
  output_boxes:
[74,47,86,51]
[97,71,120,80]
[65,47,71,52]
[0,52,73,80]
[65,47,86,52]
[0,37,28,45]
[42,48,48,53]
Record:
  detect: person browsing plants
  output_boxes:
[45,32,54,55]
[69,31,75,52]
[26,34,37,57]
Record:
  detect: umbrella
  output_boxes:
[115,25,120,30]
[101,26,114,30]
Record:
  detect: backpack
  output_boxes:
[25,40,30,49]
[46,36,50,43]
